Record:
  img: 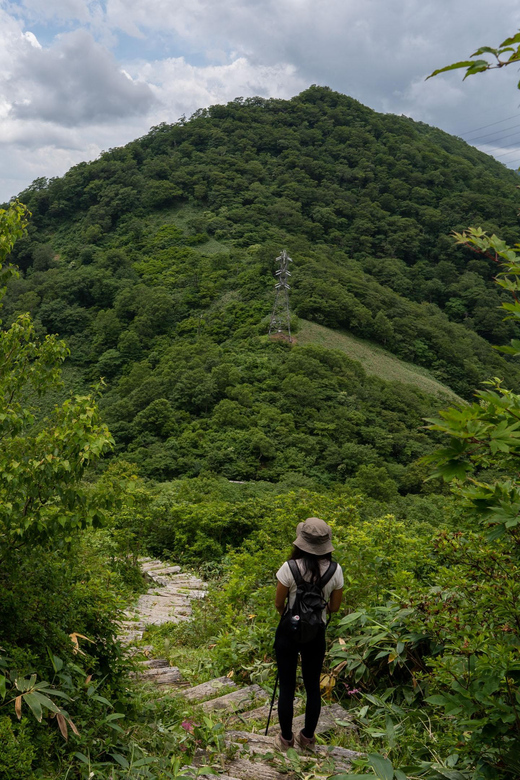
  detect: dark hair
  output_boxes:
[290,545,332,583]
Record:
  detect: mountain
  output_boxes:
[3,85,520,488]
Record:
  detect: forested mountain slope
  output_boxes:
[3,85,520,486]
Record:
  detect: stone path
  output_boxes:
[119,557,361,779]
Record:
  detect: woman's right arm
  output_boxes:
[275,581,290,616]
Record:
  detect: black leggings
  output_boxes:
[274,624,326,741]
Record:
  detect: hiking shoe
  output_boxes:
[274,732,294,751]
[295,729,316,752]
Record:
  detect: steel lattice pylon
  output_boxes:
[268,249,292,342]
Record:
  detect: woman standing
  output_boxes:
[274,517,344,751]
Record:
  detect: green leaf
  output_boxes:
[394,772,408,780]
[463,60,493,78]
[500,33,520,46]
[427,61,476,79]
[425,695,448,706]
[368,753,394,780]
[110,752,129,769]
[91,694,113,706]
[432,770,468,780]
[34,686,71,700]
[31,692,62,714]
[385,715,396,747]
[47,651,63,673]
[328,775,364,780]
[104,712,126,721]
[23,692,43,722]
[0,674,7,700]
[132,757,157,768]
[339,611,365,625]
[471,46,498,56]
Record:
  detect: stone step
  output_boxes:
[138,669,183,686]
[180,677,237,703]
[120,631,143,644]
[141,559,172,570]
[136,593,187,604]
[139,665,182,680]
[186,771,241,780]
[166,574,205,586]
[225,730,362,770]
[127,645,153,657]
[216,757,287,780]
[144,565,181,575]
[267,702,354,736]
[152,582,207,593]
[202,684,267,714]
[138,605,193,617]
[139,658,170,669]
[145,584,206,596]
[137,591,190,602]
[135,601,191,623]
[229,698,304,725]
[143,615,191,626]
[135,601,191,624]
[119,622,147,630]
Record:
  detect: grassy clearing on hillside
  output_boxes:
[297,319,463,402]
[165,204,230,255]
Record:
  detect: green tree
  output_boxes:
[0,202,114,553]
[419,52,520,774]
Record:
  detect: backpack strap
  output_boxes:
[288,559,304,586]
[318,561,338,590]
[288,559,337,590]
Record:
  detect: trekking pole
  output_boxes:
[265,669,279,736]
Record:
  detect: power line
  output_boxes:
[474,129,520,152]
[465,120,520,144]
[461,112,520,136]
[491,145,520,159]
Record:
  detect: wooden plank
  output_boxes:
[229,698,304,725]
[225,731,362,769]
[144,565,182,575]
[140,668,184,685]
[202,684,267,713]
[222,758,287,780]
[139,658,169,669]
[186,772,242,780]
[267,703,354,735]
[180,677,237,702]
[139,665,181,679]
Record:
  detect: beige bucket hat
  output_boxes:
[293,517,334,555]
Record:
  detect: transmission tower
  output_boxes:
[268,249,292,342]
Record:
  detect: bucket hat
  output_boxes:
[293,517,334,555]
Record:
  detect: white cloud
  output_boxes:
[2,0,520,198]
[22,30,41,48]
[135,56,306,122]
[5,29,157,126]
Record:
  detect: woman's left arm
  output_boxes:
[328,588,343,614]
[275,582,290,616]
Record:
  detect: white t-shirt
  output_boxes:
[276,559,344,622]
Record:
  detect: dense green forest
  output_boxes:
[3,86,520,486]
[3,86,520,780]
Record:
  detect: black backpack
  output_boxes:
[279,559,338,644]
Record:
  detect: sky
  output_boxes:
[2,0,520,202]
